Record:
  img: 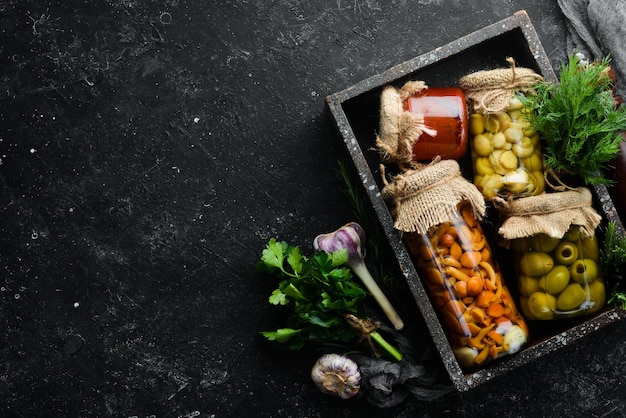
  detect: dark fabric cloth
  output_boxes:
[557,0,626,100]
[352,352,453,408]
[351,321,454,408]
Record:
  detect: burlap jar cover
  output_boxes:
[381,159,485,235]
[459,57,543,114]
[376,81,436,169]
[497,187,602,241]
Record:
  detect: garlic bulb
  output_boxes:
[313,222,404,330]
[311,354,361,399]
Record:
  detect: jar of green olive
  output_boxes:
[498,188,606,320]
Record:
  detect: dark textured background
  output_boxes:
[1,1,625,417]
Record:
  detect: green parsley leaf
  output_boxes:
[260,328,301,343]
[258,238,285,270]
[286,245,304,275]
[331,248,349,267]
[256,240,368,350]
[282,283,309,302]
[268,288,289,305]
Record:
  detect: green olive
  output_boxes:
[579,236,599,261]
[554,241,578,265]
[569,259,599,284]
[564,226,582,242]
[529,234,560,253]
[544,265,571,294]
[519,252,554,277]
[556,283,587,311]
[528,292,556,320]
[518,274,541,296]
[586,280,606,312]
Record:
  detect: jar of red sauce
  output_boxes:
[402,87,468,161]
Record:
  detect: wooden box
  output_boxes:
[325,10,626,391]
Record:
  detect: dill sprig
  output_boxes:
[522,54,626,186]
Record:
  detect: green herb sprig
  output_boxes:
[600,221,626,309]
[522,54,626,186]
[335,160,394,287]
[255,238,403,360]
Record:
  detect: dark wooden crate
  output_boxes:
[325,10,626,391]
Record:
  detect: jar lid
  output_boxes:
[497,187,601,239]
[459,57,543,114]
[381,159,486,234]
[376,81,432,169]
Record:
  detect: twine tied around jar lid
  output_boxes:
[381,159,486,235]
[376,81,437,169]
[497,187,602,240]
[459,57,544,114]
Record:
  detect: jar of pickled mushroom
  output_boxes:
[381,159,528,369]
[498,188,606,320]
[377,81,468,169]
[460,60,545,199]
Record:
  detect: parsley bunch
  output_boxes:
[255,238,402,360]
[522,55,626,186]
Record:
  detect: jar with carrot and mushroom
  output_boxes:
[381,159,528,369]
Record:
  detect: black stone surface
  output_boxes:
[1,1,625,417]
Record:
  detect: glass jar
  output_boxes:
[403,201,528,369]
[403,87,468,161]
[510,225,606,320]
[469,95,545,199]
